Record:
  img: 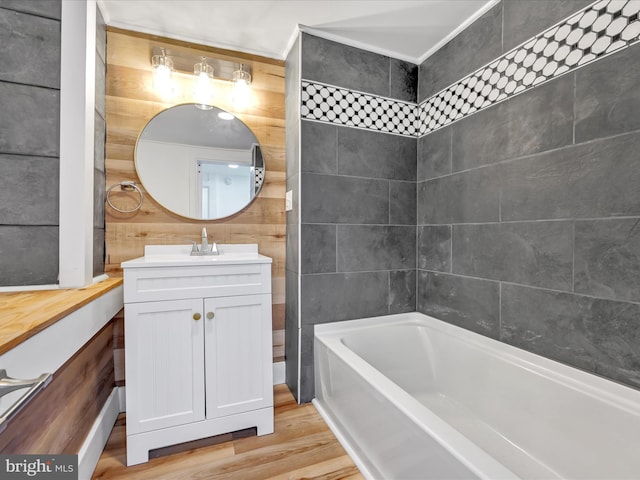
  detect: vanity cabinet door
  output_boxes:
[125,298,205,435]
[204,294,272,419]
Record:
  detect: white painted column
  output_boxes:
[59,0,97,288]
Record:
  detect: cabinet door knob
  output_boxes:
[193,313,201,321]
[206,312,215,320]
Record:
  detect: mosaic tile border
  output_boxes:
[300,0,640,138]
[419,0,640,135]
[300,81,418,136]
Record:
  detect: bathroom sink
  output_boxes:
[121,244,271,268]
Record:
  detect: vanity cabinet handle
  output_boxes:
[193,313,201,321]
[206,312,215,320]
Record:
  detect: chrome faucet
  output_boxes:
[190,227,220,256]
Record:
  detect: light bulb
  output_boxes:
[152,49,174,98]
[232,65,252,110]
[193,57,214,110]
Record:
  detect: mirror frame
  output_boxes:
[134,103,265,221]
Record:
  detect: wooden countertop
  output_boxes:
[0,278,123,356]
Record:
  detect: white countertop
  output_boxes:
[121,244,272,269]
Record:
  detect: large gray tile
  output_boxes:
[451,75,574,172]
[501,284,640,389]
[418,3,502,101]
[337,225,416,272]
[418,166,500,224]
[0,226,58,285]
[93,226,105,277]
[301,271,389,325]
[452,221,573,290]
[575,44,640,144]
[501,131,640,221]
[0,82,59,157]
[301,224,336,274]
[285,212,299,274]
[301,173,389,224]
[390,270,416,314]
[301,33,390,97]
[390,181,416,225]
[299,325,316,403]
[0,154,58,225]
[0,8,60,88]
[96,5,106,62]
[285,269,299,399]
[575,218,640,303]
[417,271,500,339]
[301,120,337,174]
[0,0,61,19]
[95,55,106,119]
[417,125,451,181]
[95,111,105,172]
[94,168,105,229]
[285,36,301,181]
[418,225,451,272]
[390,58,417,103]
[502,0,594,52]
[338,127,416,181]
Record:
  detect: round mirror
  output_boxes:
[135,104,264,220]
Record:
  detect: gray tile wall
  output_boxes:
[94,6,106,277]
[285,35,301,400]
[417,2,640,391]
[294,33,418,402]
[0,1,61,285]
[418,0,594,103]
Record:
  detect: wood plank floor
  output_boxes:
[92,385,364,479]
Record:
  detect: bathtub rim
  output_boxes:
[314,313,519,480]
[314,312,640,480]
[315,312,640,414]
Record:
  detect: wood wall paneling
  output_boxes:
[105,29,286,364]
[0,323,115,454]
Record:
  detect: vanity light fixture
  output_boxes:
[193,57,214,110]
[228,164,239,169]
[151,48,174,98]
[231,64,252,110]
[150,47,253,109]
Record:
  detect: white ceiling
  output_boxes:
[98,0,497,64]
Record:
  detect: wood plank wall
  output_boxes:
[105,29,286,366]
[0,323,114,453]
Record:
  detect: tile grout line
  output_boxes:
[572,220,576,293]
[415,268,640,306]
[415,126,640,184]
[498,282,502,340]
[573,71,577,145]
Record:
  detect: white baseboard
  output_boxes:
[273,361,285,385]
[78,387,121,480]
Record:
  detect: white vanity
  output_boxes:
[121,244,273,466]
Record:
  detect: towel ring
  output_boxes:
[106,181,144,213]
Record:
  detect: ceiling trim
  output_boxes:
[98,0,501,67]
[283,0,500,66]
[417,0,500,65]
[297,24,422,64]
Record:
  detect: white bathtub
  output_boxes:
[313,312,640,480]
